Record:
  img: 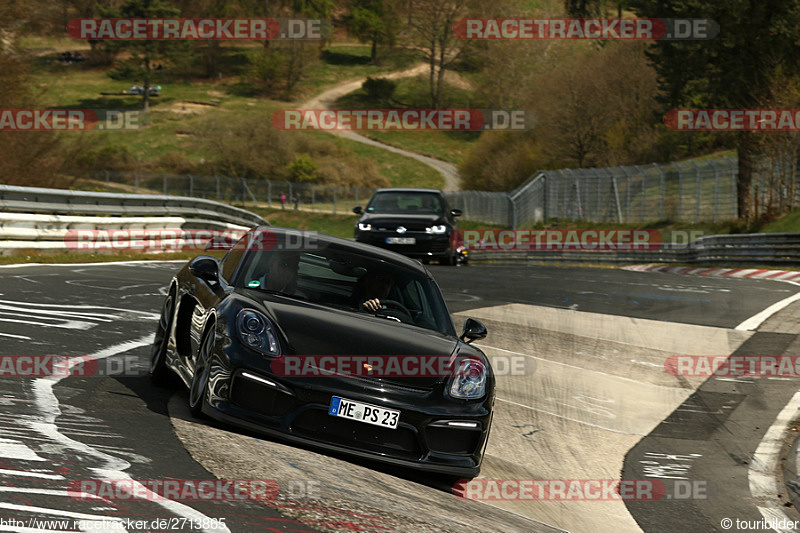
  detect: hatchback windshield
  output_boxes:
[366,191,444,214]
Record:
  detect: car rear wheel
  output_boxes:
[150,291,176,386]
[188,324,214,418]
[439,251,457,266]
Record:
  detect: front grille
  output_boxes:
[426,426,482,455]
[291,409,421,459]
[230,375,297,417]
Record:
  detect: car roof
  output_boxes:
[250,226,430,275]
[373,188,444,194]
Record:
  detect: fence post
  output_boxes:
[710,160,720,222]
[592,168,603,221]
[267,180,272,208]
[215,176,221,200]
[673,162,683,220]
[542,174,548,223]
[620,167,632,222]
[162,174,167,195]
[509,194,516,229]
[188,175,194,197]
[311,185,316,211]
[105,170,110,185]
[688,160,700,222]
[333,188,337,214]
[724,156,737,218]
[654,163,665,220]
[637,165,646,221]
[134,172,139,193]
[354,186,358,207]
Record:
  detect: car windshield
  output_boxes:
[236,246,455,336]
[366,191,443,214]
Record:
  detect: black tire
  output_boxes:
[439,251,457,266]
[188,324,214,418]
[150,291,177,387]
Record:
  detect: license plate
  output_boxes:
[386,237,415,245]
[329,396,399,429]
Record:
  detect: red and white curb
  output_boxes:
[623,264,800,330]
[622,264,800,282]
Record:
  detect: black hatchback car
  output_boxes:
[353,188,465,265]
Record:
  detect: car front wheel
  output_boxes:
[188,324,214,418]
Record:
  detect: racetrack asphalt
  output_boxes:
[0,261,797,532]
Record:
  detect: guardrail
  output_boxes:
[468,232,800,267]
[0,185,267,252]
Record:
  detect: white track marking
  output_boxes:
[496,397,645,437]
[736,287,800,331]
[0,502,121,522]
[749,390,800,532]
[29,335,231,533]
[0,437,47,461]
[0,468,64,479]
[0,260,186,269]
[0,332,31,340]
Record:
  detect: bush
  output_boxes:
[362,77,397,102]
[287,155,318,183]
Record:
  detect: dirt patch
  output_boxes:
[168,101,217,115]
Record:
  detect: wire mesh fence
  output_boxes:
[92,156,751,228]
[90,171,379,216]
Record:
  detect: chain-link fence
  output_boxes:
[445,157,738,227]
[92,157,744,228]
[89,171,379,215]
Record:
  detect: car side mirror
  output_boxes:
[189,256,219,283]
[450,209,462,217]
[459,318,487,343]
[353,206,363,215]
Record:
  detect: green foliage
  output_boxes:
[287,154,319,183]
[345,0,402,61]
[362,77,396,102]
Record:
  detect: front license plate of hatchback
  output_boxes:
[329,396,399,429]
[386,237,415,245]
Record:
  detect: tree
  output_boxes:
[346,0,402,63]
[104,0,180,112]
[564,0,603,18]
[409,0,469,109]
[631,0,800,219]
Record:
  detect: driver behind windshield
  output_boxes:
[353,273,395,312]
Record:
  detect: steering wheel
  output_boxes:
[375,299,414,324]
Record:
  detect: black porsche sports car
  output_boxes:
[150,227,494,476]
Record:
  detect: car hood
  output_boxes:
[260,296,462,389]
[359,213,446,230]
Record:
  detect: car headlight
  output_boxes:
[237,309,279,357]
[358,223,372,231]
[449,358,486,399]
[426,225,447,234]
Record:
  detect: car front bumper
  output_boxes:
[204,353,492,476]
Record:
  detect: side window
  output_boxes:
[220,249,244,283]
